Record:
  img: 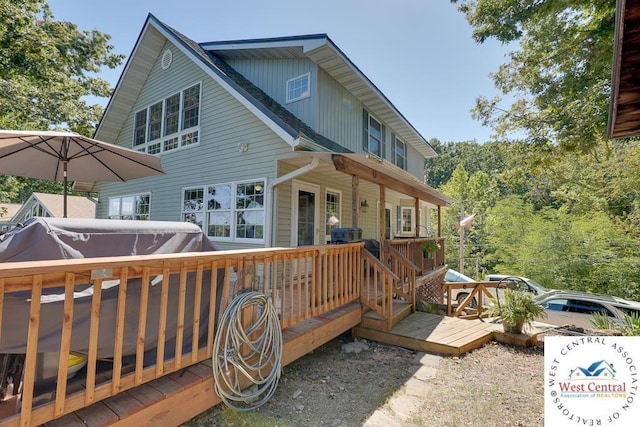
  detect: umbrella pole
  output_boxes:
[63,161,68,218]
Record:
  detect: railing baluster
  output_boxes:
[85,277,103,405]
[21,274,43,427]
[54,273,75,417]
[112,268,128,395]
[191,260,204,364]
[135,267,151,385]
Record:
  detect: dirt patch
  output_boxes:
[184,335,544,426]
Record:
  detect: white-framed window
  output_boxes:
[398,206,415,236]
[108,194,151,220]
[133,82,201,154]
[363,110,385,159]
[286,73,310,103]
[325,190,342,241]
[182,179,265,242]
[393,135,406,170]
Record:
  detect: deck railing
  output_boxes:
[361,251,399,330]
[442,281,500,318]
[384,245,420,312]
[0,243,363,426]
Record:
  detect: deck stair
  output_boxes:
[359,300,413,331]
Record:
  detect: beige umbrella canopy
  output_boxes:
[0,130,165,217]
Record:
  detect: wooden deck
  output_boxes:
[39,302,363,427]
[354,311,501,356]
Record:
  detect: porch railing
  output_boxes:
[0,243,362,426]
[385,237,445,273]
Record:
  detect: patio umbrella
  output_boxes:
[0,130,165,217]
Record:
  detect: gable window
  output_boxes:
[393,134,406,170]
[363,110,385,159]
[286,73,310,103]
[108,194,150,220]
[182,179,265,242]
[27,203,50,219]
[133,82,201,154]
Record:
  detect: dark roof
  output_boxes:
[608,0,640,138]
[157,19,351,153]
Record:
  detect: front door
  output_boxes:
[292,181,319,246]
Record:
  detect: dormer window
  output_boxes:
[286,73,310,103]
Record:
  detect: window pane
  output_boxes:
[208,184,232,210]
[325,191,341,235]
[121,196,135,216]
[208,212,231,237]
[134,110,147,146]
[236,181,264,209]
[183,189,204,211]
[164,94,180,136]
[287,74,310,102]
[369,117,382,156]
[183,212,203,229]
[394,137,406,169]
[108,198,120,217]
[236,211,264,239]
[182,84,200,129]
[148,102,163,141]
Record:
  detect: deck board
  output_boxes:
[354,311,497,356]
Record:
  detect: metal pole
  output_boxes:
[459,201,464,273]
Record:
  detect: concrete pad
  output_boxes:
[405,377,432,396]
[415,353,442,367]
[413,365,437,381]
[388,394,422,419]
[362,409,404,427]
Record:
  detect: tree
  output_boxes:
[0,0,124,201]
[452,0,617,154]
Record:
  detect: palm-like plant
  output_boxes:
[485,289,546,334]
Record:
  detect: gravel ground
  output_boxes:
[184,336,544,427]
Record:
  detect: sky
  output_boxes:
[49,0,512,144]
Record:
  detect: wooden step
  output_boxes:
[360,300,412,331]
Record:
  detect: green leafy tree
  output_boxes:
[0,0,123,133]
[0,0,124,201]
[439,164,500,275]
[452,0,616,154]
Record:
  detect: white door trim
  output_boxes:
[291,180,320,246]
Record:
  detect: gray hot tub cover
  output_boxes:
[0,217,221,359]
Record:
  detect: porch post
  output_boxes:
[352,175,359,228]
[379,184,386,261]
[437,205,442,237]
[414,197,420,237]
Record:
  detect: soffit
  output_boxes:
[280,152,452,207]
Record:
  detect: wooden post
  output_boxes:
[352,175,359,228]
[414,197,420,236]
[378,184,385,261]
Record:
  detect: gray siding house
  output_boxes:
[90,14,452,250]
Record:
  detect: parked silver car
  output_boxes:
[484,274,552,297]
[534,290,640,329]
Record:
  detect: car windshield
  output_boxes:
[524,278,549,292]
[445,269,474,282]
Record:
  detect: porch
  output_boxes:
[0,239,476,426]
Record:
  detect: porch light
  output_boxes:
[360,199,369,213]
